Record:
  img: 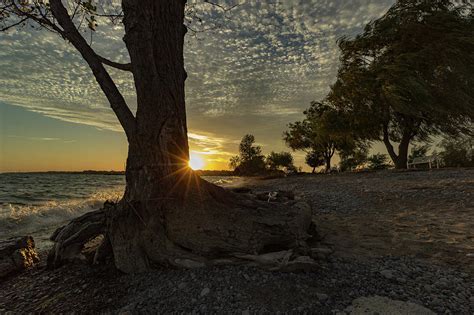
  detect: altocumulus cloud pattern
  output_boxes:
[0,0,393,160]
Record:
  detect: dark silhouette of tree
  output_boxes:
[367,153,390,170]
[329,0,474,169]
[339,145,369,172]
[284,101,356,172]
[439,135,474,167]
[266,151,296,173]
[305,150,325,173]
[230,134,266,175]
[1,1,314,272]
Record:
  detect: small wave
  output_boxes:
[0,189,123,249]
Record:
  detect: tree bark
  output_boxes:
[395,133,411,169]
[324,157,331,172]
[382,124,411,169]
[51,0,314,273]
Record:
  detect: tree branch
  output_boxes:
[49,0,136,139]
[97,55,132,72]
[0,16,27,32]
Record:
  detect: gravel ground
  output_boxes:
[1,169,473,314]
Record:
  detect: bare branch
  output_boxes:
[49,0,136,138]
[97,55,132,72]
[0,16,27,31]
[203,0,241,13]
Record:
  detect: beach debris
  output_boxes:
[0,236,39,278]
[255,190,296,203]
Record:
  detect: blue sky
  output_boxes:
[0,0,394,172]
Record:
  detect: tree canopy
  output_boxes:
[328,0,474,169]
[266,151,296,173]
[230,134,267,175]
[284,101,357,172]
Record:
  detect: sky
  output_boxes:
[0,0,394,172]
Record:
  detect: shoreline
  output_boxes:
[1,169,473,313]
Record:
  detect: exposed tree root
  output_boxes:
[47,186,326,273]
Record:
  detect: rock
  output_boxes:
[424,284,432,292]
[200,287,210,297]
[397,277,407,284]
[178,282,187,290]
[380,269,394,280]
[349,296,436,315]
[0,236,39,278]
[316,293,329,302]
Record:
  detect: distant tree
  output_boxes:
[367,153,390,170]
[339,145,369,172]
[439,135,474,167]
[305,150,325,173]
[230,134,267,175]
[266,151,296,173]
[284,101,355,172]
[329,0,474,169]
[408,144,431,164]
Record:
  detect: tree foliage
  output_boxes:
[284,101,357,172]
[439,135,474,167]
[230,134,267,175]
[304,150,325,173]
[266,151,296,172]
[339,145,369,172]
[367,153,391,170]
[329,0,474,169]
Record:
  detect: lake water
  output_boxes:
[0,173,239,249]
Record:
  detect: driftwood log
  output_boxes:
[0,236,39,278]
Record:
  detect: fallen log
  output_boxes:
[0,236,39,278]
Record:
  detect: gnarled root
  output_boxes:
[47,204,110,268]
[48,186,324,273]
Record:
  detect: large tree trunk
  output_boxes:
[46,0,315,273]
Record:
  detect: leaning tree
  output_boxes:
[329,0,474,169]
[0,0,316,273]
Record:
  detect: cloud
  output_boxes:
[7,135,75,143]
[0,1,394,168]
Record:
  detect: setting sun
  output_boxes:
[188,153,206,170]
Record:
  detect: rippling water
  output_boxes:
[0,173,239,249]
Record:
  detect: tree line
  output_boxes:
[231,0,473,174]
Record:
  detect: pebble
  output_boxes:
[380,270,394,279]
[316,293,329,302]
[200,287,210,297]
[1,171,473,314]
